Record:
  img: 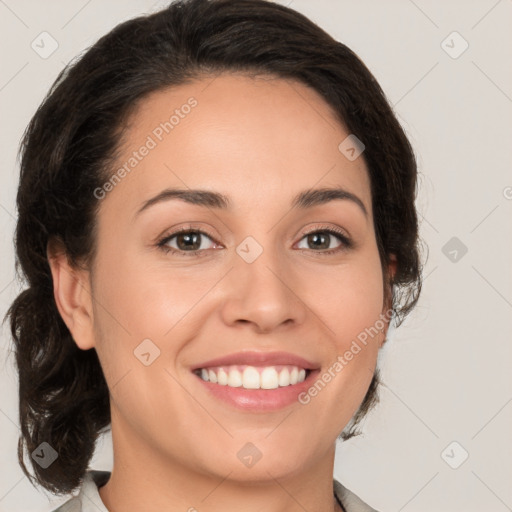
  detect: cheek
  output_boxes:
[296,251,384,415]
[305,251,385,345]
[89,251,201,428]
[90,248,226,397]
[92,245,206,339]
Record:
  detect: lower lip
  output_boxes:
[194,370,319,412]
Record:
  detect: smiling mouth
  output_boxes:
[193,365,311,390]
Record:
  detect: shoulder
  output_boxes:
[334,479,381,512]
[50,470,111,512]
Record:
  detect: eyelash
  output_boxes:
[156,224,353,258]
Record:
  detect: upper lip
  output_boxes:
[192,351,319,371]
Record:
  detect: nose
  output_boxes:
[219,246,307,334]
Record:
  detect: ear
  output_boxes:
[379,253,398,347]
[47,238,96,350]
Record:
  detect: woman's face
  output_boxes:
[80,74,392,481]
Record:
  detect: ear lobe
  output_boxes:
[47,238,96,350]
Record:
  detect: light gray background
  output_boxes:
[1,1,511,511]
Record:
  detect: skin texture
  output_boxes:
[48,74,396,512]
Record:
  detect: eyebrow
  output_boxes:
[135,186,368,218]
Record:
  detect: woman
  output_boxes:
[6,0,422,510]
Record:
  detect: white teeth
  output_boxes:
[198,365,308,389]
[217,368,228,386]
[260,367,279,389]
[242,366,260,389]
[278,368,290,386]
[227,368,242,387]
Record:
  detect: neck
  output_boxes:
[99,412,342,512]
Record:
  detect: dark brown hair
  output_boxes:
[5,0,423,496]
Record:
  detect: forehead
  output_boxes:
[101,73,372,219]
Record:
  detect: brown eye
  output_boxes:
[158,229,218,255]
[174,231,203,251]
[296,229,351,253]
[305,232,335,250]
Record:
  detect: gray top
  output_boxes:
[51,470,380,512]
